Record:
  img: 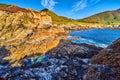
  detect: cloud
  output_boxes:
[72,0,87,11]
[72,0,100,11]
[41,0,57,10]
[90,0,100,4]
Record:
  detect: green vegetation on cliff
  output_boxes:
[79,9,120,25]
[0,3,11,6]
[41,8,79,24]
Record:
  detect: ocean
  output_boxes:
[68,28,120,48]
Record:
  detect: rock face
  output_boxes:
[90,38,120,67]
[0,4,67,66]
[86,38,120,79]
[83,65,116,80]
[0,4,52,28]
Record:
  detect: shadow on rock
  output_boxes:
[0,46,10,65]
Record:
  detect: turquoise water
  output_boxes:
[21,54,49,66]
[68,28,120,47]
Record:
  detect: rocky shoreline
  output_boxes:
[0,4,120,80]
[0,39,120,80]
[0,4,120,67]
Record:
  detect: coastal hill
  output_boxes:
[41,8,76,24]
[41,8,120,28]
[79,9,120,26]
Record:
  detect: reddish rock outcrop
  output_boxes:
[0,4,68,66]
[90,38,120,79]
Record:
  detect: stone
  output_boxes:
[0,46,10,65]
[90,38,120,79]
[0,4,68,66]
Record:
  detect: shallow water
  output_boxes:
[68,28,120,47]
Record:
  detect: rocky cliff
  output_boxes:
[0,4,67,66]
[80,39,120,80]
[0,5,53,29]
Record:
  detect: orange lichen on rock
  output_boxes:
[2,27,67,66]
[0,5,68,66]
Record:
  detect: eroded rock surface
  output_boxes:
[0,40,102,80]
[0,39,120,80]
[86,38,120,80]
[0,4,68,66]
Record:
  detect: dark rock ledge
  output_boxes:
[0,39,120,80]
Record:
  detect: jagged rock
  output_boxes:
[0,5,68,66]
[1,38,120,80]
[48,40,102,59]
[90,38,120,79]
[107,38,120,53]
[91,38,120,66]
[0,39,102,80]
[83,65,116,80]
[0,4,52,28]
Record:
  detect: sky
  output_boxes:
[0,0,120,19]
